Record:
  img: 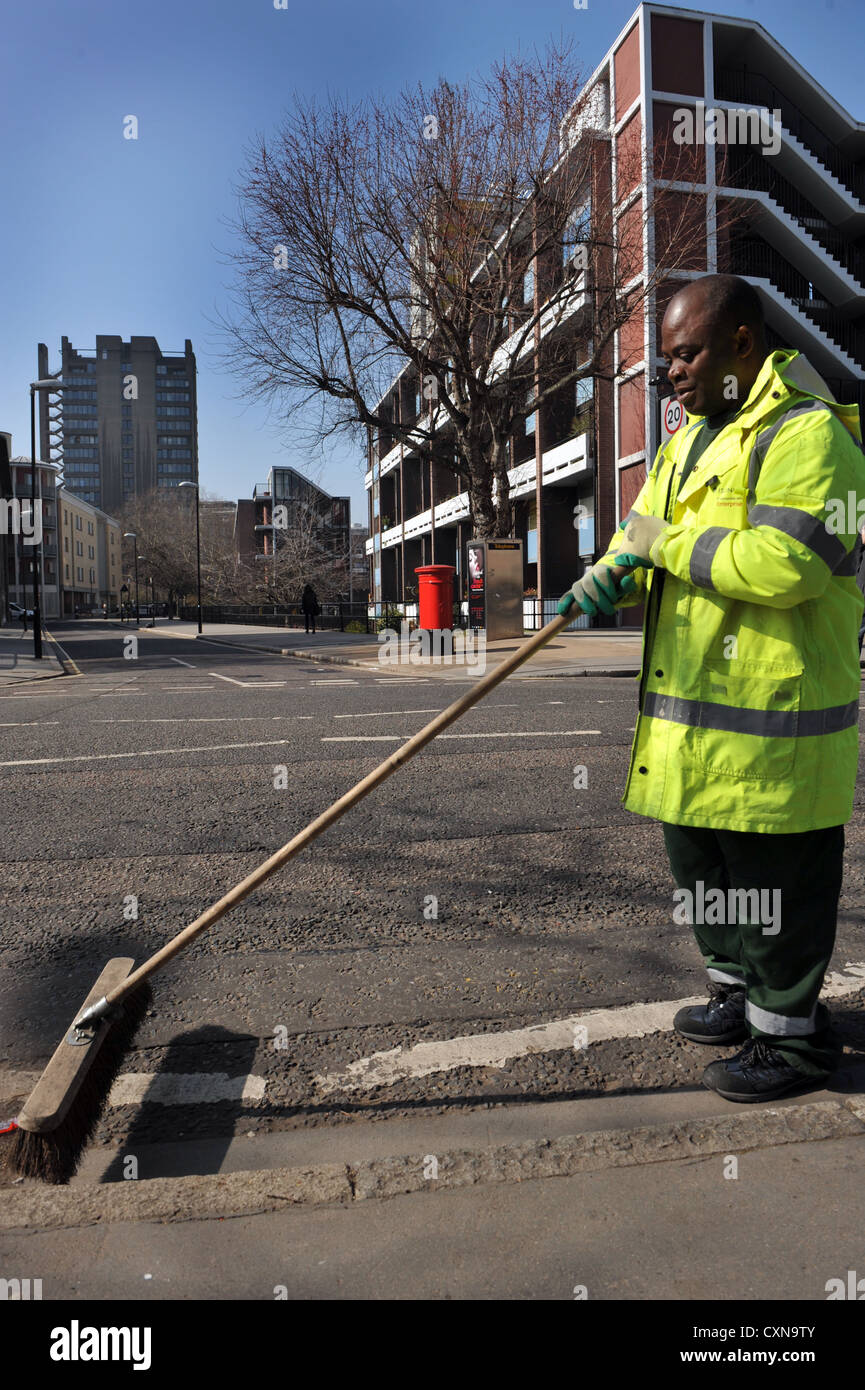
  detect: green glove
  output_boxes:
[614,513,669,570]
[558,563,638,617]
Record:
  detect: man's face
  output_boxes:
[660,293,756,420]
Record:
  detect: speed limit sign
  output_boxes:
[662,395,684,441]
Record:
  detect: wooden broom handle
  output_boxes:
[102,603,598,1007]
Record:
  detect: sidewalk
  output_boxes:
[2,1077,864,1298]
[0,628,65,684]
[159,619,644,679]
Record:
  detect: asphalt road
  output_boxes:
[2,619,864,1173]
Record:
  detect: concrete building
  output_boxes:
[37,335,198,515]
[235,465,352,597]
[365,2,865,623]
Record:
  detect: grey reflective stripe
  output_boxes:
[745,1000,817,1037]
[643,691,858,739]
[708,968,746,986]
[747,400,833,507]
[689,526,733,589]
[620,508,640,529]
[748,503,850,573]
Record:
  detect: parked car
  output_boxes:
[9,602,34,619]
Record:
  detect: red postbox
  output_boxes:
[415,564,456,630]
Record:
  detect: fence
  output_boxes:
[180,597,599,634]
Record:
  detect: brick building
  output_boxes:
[365,2,864,625]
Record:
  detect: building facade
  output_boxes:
[37,335,199,515]
[58,490,122,616]
[365,2,865,623]
[235,465,352,597]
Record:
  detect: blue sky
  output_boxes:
[1,0,861,521]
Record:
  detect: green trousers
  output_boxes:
[663,822,844,1075]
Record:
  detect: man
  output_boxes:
[560,273,865,1101]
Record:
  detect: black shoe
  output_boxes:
[673,983,748,1045]
[702,1038,827,1103]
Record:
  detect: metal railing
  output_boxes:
[730,238,865,367]
[721,146,865,286]
[714,68,865,201]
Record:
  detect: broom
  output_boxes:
[3,596,615,1183]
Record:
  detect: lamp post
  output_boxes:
[28,377,63,659]
[178,480,202,633]
[123,534,140,625]
[139,558,155,627]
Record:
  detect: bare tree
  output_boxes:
[221,41,735,538]
[119,489,245,607]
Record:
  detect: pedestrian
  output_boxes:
[560,272,865,1102]
[301,583,320,635]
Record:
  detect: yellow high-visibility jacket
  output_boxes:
[599,349,865,833]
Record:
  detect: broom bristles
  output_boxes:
[2,983,152,1185]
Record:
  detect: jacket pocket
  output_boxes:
[696,659,803,781]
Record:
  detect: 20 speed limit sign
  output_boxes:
[662,395,684,441]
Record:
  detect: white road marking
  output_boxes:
[108,1072,266,1107]
[330,705,519,720]
[0,721,61,726]
[170,657,197,668]
[310,679,357,686]
[92,716,296,724]
[315,962,865,1094]
[0,738,294,767]
[323,729,601,742]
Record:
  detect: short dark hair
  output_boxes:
[675,273,766,341]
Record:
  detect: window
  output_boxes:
[101,349,109,360]
[157,435,190,445]
[157,365,167,374]
[88,545,94,559]
[76,540,83,556]
[122,449,133,460]
[122,434,133,446]
[156,392,190,402]
[157,449,192,459]
[65,563,69,579]
[89,568,96,583]
[156,406,190,417]
[523,265,535,304]
[110,533,115,544]
[87,521,93,534]
[63,510,68,524]
[564,201,591,264]
[75,516,82,530]
[77,566,84,581]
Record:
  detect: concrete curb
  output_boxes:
[0,631,68,684]
[193,634,640,679]
[4,1098,863,1231]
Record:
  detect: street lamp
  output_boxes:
[28,377,63,658]
[123,534,140,625]
[178,480,202,634]
[139,558,155,628]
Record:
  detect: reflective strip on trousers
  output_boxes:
[746,999,818,1037]
[643,692,858,739]
[708,968,745,986]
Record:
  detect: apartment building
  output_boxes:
[365,2,865,622]
[36,335,199,515]
[235,465,352,595]
[58,490,122,616]
[5,456,61,619]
